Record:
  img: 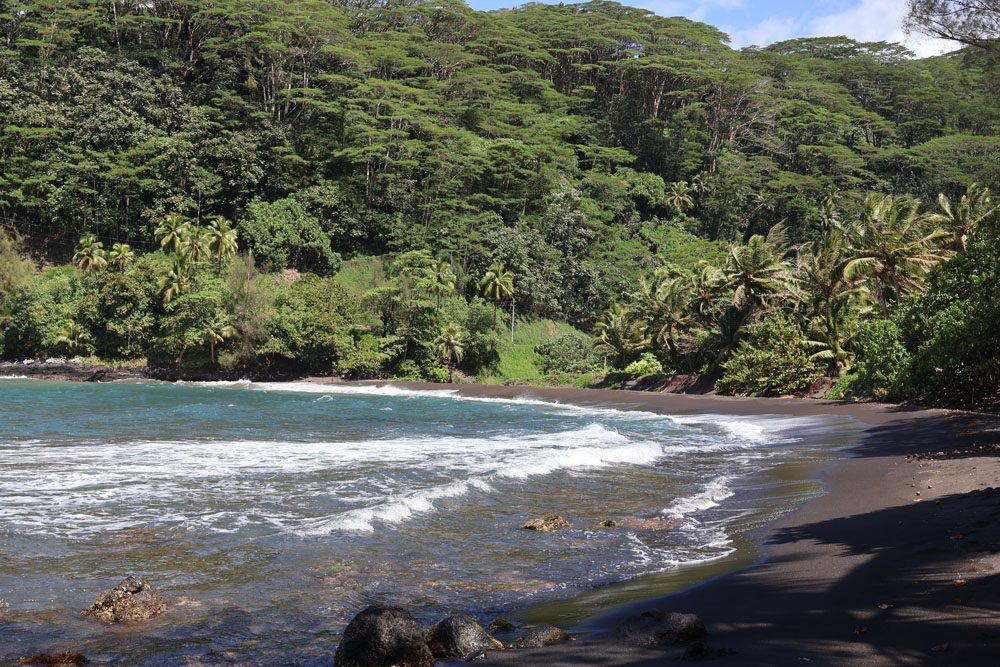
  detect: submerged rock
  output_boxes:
[487,618,516,633]
[334,605,435,667]
[17,653,89,666]
[426,614,503,660]
[614,610,706,646]
[81,575,166,623]
[522,514,570,532]
[509,625,571,648]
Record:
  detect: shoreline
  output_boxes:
[5,375,1000,664]
[382,384,999,665]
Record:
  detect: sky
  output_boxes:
[464,0,958,57]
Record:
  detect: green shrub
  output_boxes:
[534,331,599,375]
[851,319,910,400]
[717,314,821,396]
[239,198,341,275]
[624,352,664,377]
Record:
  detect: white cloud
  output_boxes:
[807,0,955,56]
[716,0,959,57]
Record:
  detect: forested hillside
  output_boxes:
[1,1,998,405]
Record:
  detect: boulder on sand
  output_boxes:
[509,625,571,648]
[614,610,706,646]
[334,605,435,667]
[425,614,503,659]
[80,576,166,623]
[522,514,570,532]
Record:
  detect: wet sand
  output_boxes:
[375,384,1000,666]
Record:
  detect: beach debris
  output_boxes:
[425,614,503,660]
[952,578,967,586]
[80,575,166,623]
[599,519,619,527]
[17,654,89,666]
[614,610,707,646]
[508,625,571,648]
[681,642,737,661]
[487,618,516,633]
[876,602,894,610]
[522,514,570,532]
[334,605,434,667]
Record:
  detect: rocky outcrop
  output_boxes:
[522,514,570,532]
[598,519,618,527]
[334,605,435,667]
[80,576,166,623]
[614,610,706,646]
[425,614,503,660]
[508,625,571,648]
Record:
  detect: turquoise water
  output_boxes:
[0,379,860,664]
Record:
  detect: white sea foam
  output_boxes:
[663,477,735,519]
[0,375,30,380]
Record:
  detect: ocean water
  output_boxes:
[0,379,861,664]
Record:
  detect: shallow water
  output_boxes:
[0,379,862,664]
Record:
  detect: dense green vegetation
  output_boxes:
[0,0,998,406]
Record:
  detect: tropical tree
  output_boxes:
[73,234,107,272]
[795,230,868,374]
[158,258,192,304]
[841,194,952,315]
[54,322,91,356]
[666,181,695,214]
[203,316,236,369]
[724,223,792,313]
[593,303,649,369]
[108,242,135,270]
[155,213,191,254]
[206,215,239,267]
[935,183,997,251]
[479,262,514,326]
[434,322,466,382]
[640,270,692,368]
[181,226,212,263]
[427,259,456,308]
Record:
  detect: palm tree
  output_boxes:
[795,230,868,374]
[55,322,91,356]
[181,225,212,264]
[427,259,456,308]
[158,258,191,304]
[73,234,107,272]
[666,181,695,214]
[593,303,649,370]
[841,194,952,316]
[686,261,725,327]
[203,317,236,369]
[724,223,792,313]
[434,322,466,382]
[640,272,692,368]
[155,212,191,254]
[479,262,514,327]
[936,183,997,252]
[108,242,135,270]
[206,215,239,268]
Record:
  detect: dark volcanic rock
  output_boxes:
[614,610,707,646]
[81,575,167,623]
[426,614,503,660]
[522,514,570,532]
[508,625,571,648]
[334,605,435,667]
[486,618,516,633]
[16,654,89,666]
